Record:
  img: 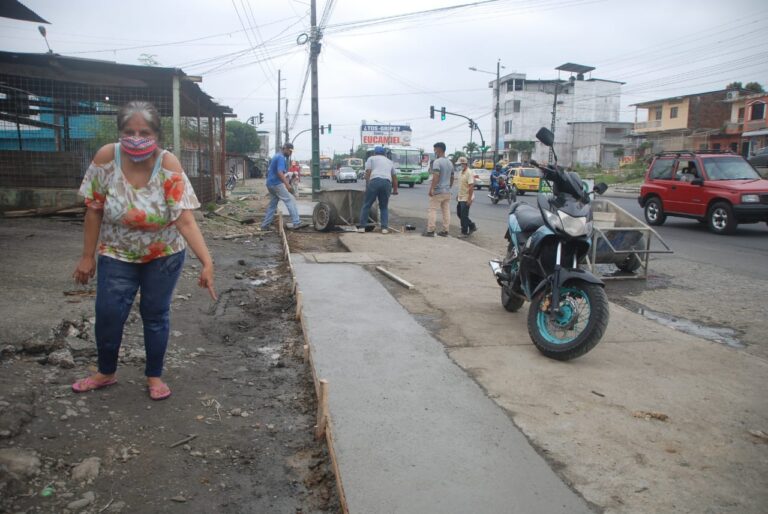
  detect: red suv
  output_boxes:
[638,151,768,234]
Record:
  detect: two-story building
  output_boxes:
[725,89,768,157]
[490,64,625,167]
[631,90,732,153]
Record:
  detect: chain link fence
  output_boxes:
[0,52,231,209]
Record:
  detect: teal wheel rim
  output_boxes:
[536,287,591,345]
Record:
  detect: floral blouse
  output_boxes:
[78,145,200,263]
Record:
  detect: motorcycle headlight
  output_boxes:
[741,194,760,203]
[558,211,589,237]
[543,210,564,231]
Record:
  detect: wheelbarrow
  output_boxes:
[312,189,378,232]
[588,199,672,279]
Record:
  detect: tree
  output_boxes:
[613,147,625,158]
[463,141,479,156]
[449,150,466,162]
[726,81,742,90]
[744,82,765,93]
[225,120,260,154]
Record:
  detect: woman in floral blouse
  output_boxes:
[71,101,216,401]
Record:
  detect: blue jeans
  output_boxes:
[95,251,185,377]
[359,178,391,229]
[262,183,300,228]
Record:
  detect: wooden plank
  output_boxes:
[324,418,350,514]
[314,379,329,440]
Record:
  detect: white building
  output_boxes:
[490,65,624,166]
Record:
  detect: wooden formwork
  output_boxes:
[277,213,349,513]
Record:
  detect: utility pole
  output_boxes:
[549,79,559,165]
[276,69,282,152]
[309,0,322,195]
[494,58,500,164]
[284,98,289,146]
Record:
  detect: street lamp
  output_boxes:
[342,136,355,156]
[469,60,504,163]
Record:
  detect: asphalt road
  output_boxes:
[320,177,768,280]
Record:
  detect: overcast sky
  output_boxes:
[3,0,768,159]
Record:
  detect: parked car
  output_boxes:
[335,166,358,183]
[472,168,491,189]
[638,150,768,234]
[748,146,768,177]
[300,164,311,177]
[508,166,542,195]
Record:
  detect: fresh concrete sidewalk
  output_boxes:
[339,232,768,514]
[293,257,593,514]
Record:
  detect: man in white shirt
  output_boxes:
[359,146,398,233]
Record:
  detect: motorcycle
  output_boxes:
[488,173,515,205]
[489,127,609,360]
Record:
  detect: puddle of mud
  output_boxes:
[617,298,746,349]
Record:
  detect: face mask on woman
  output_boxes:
[120,136,157,162]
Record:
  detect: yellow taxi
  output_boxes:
[508,166,541,195]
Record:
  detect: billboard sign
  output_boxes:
[361,124,412,146]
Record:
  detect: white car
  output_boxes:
[336,166,358,183]
[472,168,491,189]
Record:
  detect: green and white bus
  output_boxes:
[366,146,425,187]
[341,157,364,171]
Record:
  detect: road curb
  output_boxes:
[277,214,350,514]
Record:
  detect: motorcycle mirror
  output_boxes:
[594,182,608,195]
[535,127,555,147]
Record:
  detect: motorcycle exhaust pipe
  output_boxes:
[489,260,512,285]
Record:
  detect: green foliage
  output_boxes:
[506,140,535,153]
[463,142,479,154]
[726,81,764,93]
[225,120,261,154]
[204,202,218,212]
[613,147,625,158]
[449,150,466,161]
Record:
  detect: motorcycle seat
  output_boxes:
[509,202,544,233]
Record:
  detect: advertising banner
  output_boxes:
[361,124,412,146]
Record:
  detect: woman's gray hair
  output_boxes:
[117,101,162,137]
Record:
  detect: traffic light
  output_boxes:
[320,125,324,135]
[430,105,435,119]
[327,124,332,134]
[468,120,474,130]
[259,112,264,124]
[440,107,446,121]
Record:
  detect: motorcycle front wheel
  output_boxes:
[527,281,609,361]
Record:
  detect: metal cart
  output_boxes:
[588,199,673,279]
[312,189,378,232]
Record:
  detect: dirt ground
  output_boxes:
[0,201,339,513]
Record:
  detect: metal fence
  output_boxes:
[0,52,231,208]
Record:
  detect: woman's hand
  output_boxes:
[198,264,217,300]
[73,256,96,285]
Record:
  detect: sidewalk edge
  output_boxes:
[278,214,350,514]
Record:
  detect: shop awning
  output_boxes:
[742,129,768,137]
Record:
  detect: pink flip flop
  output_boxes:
[148,383,172,401]
[72,376,117,393]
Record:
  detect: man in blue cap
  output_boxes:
[359,146,398,233]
